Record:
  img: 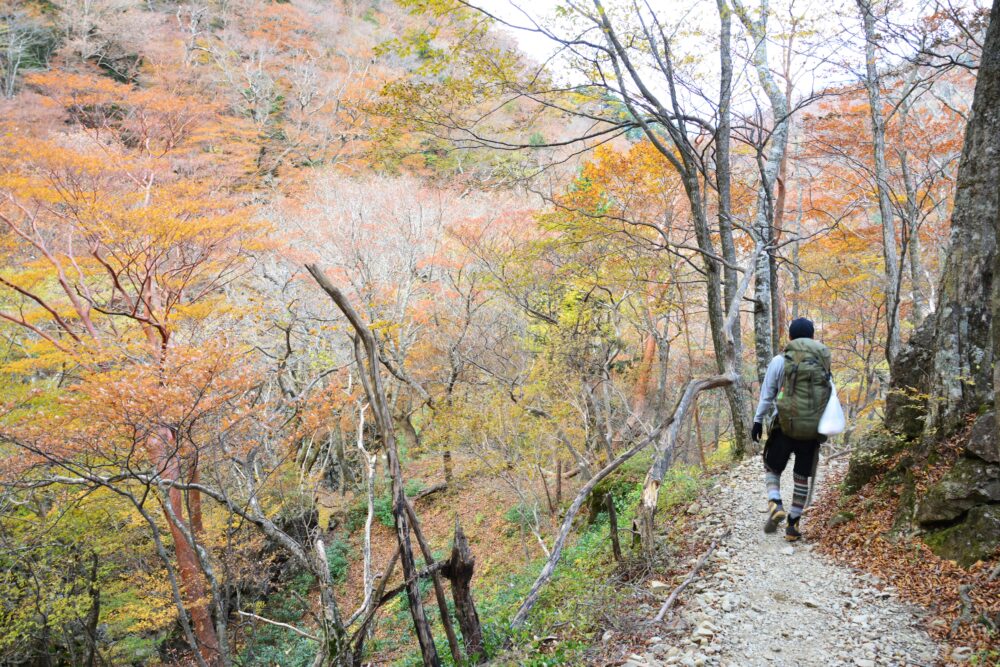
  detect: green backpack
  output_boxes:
[776,338,832,440]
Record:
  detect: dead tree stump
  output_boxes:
[448,519,485,663]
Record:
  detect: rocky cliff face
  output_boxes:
[856,0,1000,567]
[847,324,1000,567]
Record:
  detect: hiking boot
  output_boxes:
[763,500,787,534]
[785,516,802,542]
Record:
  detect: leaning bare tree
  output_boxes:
[306,264,488,667]
[634,244,765,551]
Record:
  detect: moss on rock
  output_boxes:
[915,457,1000,525]
[922,504,1000,567]
[890,468,918,536]
[828,511,856,528]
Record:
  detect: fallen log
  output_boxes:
[509,425,665,630]
[653,529,731,622]
[413,482,447,501]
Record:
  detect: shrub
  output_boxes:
[325,538,351,584]
[372,479,427,527]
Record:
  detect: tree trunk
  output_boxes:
[85,552,100,667]
[906,205,930,327]
[898,86,931,327]
[653,311,673,424]
[154,431,220,665]
[723,366,752,458]
[733,0,792,384]
[349,404,377,630]
[714,3,754,458]
[606,493,622,562]
[442,449,454,483]
[791,188,802,320]
[716,0,740,347]
[403,499,463,665]
[772,20,798,349]
[162,498,219,663]
[858,0,903,367]
[336,426,348,495]
[681,172,752,458]
[188,467,205,536]
[769,250,782,349]
[715,0,750,456]
[693,402,706,470]
[365,374,438,665]
[313,539,351,667]
[753,247,774,382]
[555,459,562,505]
[633,332,658,418]
[158,482,232,667]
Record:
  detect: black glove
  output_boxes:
[751,422,763,443]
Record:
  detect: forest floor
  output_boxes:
[622,457,944,667]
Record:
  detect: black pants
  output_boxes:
[763,425,819,477]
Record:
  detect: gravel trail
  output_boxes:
[624,458,941,667]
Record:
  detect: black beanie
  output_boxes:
[789,317,814,340]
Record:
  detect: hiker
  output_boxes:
[750,317,832,542]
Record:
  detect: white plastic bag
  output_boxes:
[818,382,846,436]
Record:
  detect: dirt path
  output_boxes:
[626,458,941,667]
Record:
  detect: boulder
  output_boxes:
[923,504,1000,567]
[843,428,905,495]
[915,457,1000,525]
[965,412,999,463]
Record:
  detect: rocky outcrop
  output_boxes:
[916,411,1000,565]
[920,0,999,439]
[842,428,905,495]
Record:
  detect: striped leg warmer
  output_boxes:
[790,473,809,519]
[765,470,781,502]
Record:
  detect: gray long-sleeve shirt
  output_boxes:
[754,354,785,424]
